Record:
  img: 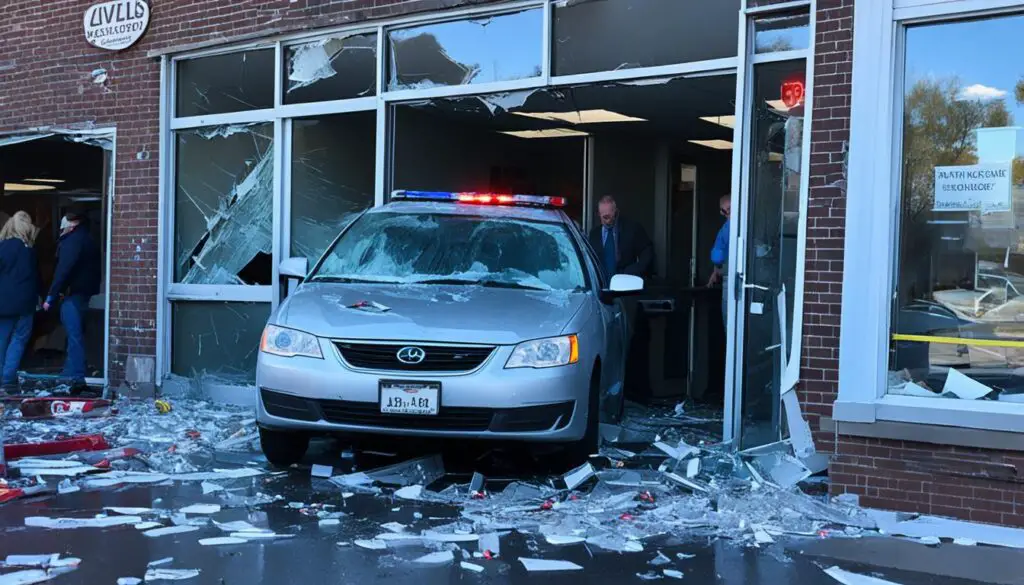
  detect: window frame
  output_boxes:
[837,0,1024,431]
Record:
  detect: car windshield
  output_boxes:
[309,211,587,291]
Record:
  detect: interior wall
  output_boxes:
[591,135,659,248]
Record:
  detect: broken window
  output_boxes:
[175,49,275,117]
[284,33,378,103]
[753,13,811,54]
[290,112,376,266]
[171,302,270,383]
[551,0,741,76]
[386,9,543,91]
[174,123,274,285]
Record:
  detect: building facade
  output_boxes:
[2,0,1022,526]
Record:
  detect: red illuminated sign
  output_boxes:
[780,80,805,108]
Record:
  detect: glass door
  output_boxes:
[725,7,811,450]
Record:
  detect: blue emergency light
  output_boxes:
[391,190,567,208]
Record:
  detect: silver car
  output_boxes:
[256,191,644,466]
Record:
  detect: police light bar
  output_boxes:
[392,190,567,208]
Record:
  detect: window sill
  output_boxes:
[833,394,1024,433]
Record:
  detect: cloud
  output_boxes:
[959,83,1008,101]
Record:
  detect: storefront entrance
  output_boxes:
[159,0,815,451]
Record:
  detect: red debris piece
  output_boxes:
[94,459,111,469]
[16,398,112,419]
[0,488,25,504]
[167,444,177,453]
[184,430,202,440]
[471,491,486,499]
[540,499,554,511]
[79,447,141,465]
[619,513,634,521]
[3,434,110,460]
[638,491,655,503]
[483,550,494,560]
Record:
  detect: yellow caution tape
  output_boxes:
[892,333,1024,349]
[154,399,172,414]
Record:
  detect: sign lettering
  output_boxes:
[933,163,1012,212]
[84,0,150,51]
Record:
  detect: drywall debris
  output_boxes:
[519,558,584,572]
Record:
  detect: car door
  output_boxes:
[571,221,627,420]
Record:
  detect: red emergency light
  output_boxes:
[392,190,567,208]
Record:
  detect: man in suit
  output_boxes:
[588,195,654,280]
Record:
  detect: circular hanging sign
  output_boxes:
[84,0,150,51]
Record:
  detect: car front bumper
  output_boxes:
[255,339,591,442]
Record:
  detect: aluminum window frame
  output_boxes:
[837,0,1024,432]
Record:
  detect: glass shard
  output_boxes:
[285,33,377,103]
[174,123,274,285]
[387,9,543,90]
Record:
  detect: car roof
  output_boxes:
[371,200,571,224]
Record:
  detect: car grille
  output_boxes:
[334,342,495,372]
[319,399,494,431]
[260,389,574,433]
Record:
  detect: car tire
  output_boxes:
[558,367,601,469]
[259,427,310,468]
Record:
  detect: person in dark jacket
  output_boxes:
[42,209,100,394]
[0,211,41,394]
[588,195,654,279]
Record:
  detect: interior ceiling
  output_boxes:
[0,137,104,195]
[402,74,739,144]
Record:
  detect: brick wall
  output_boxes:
[831,436,1024,527]
[0,0,504,382]
[801,0,852,450]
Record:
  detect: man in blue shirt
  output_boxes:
[707,194,731,324]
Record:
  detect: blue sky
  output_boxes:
[905,14,1024,124]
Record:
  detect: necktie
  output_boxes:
[603,227,617,277]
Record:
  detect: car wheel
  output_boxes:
[259,427,310,468]
[558,367,601,468]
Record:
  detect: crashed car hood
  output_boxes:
[277,283,587,344]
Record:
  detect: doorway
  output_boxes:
[387,73,739,441]
[0,133,111,389]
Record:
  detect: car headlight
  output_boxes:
[505,335,579,369]
[260,324,323,359]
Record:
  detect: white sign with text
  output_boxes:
[84,0,150,51]
[933,163,1012,213]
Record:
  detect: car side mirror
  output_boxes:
[279,257,308,299]
[600,274,644,304]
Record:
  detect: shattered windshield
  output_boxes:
[310,211,586,291]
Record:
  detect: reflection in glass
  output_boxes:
[739,60,806,449]
[290,112,376,266]
[171,302,270,383]
[890,16,1024,403]
[552,0,740,76]
[174,124,274,285]
[754,13,810,54]
[175,50,275,117]
[285,33,377,103]
[387,9,543,90]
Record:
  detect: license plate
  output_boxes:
[379,381,440,416]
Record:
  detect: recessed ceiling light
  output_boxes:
[4,183,56,192]
[699,115,735,129]
[24,178,65,183]
[512,109,647,124]
[499,129,589,139]
[688,139,733,150]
